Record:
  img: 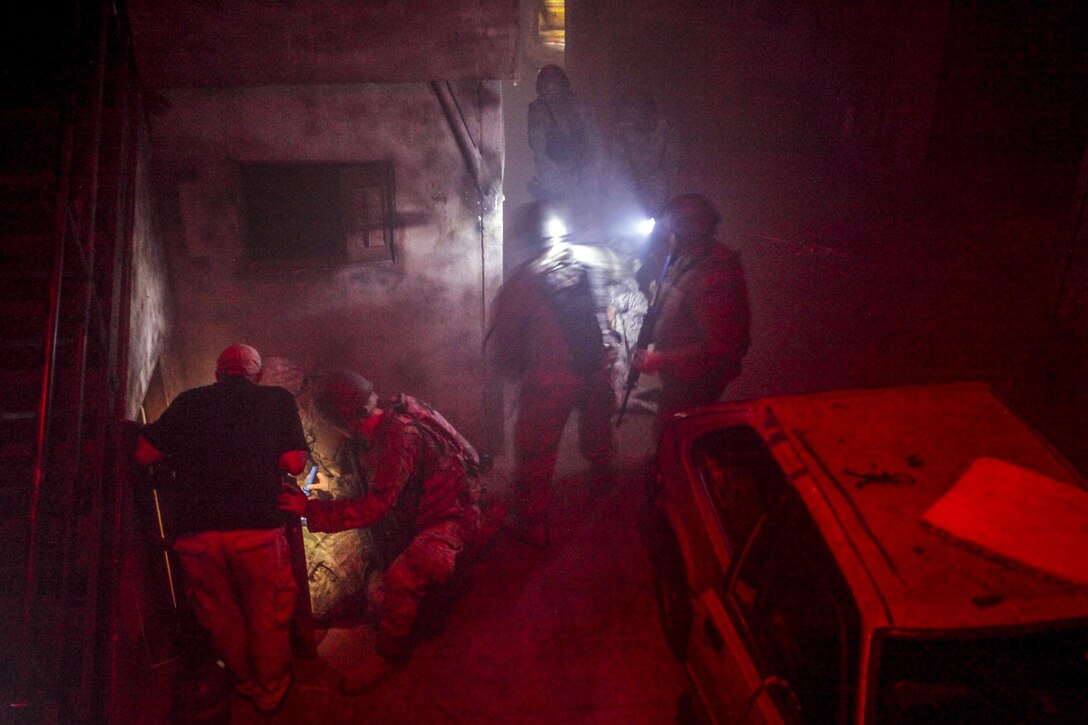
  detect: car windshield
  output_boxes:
[873,624,1088,723]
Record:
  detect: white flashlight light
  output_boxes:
[636,217,656,236]
[545,216,568,240]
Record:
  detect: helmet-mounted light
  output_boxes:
[544,216,569,241]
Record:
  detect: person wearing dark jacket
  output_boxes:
[135,343,309,715]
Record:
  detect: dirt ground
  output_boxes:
[220,408,688,724]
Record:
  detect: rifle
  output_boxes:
[616,249,674,426]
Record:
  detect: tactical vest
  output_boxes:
[536,252,607,376]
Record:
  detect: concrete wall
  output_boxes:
[552,0,950,397]
[129,0,519,88]
[146,81,503,446]
[568,0,948,211]
[125,118,173,422]
[552,0,1088,469]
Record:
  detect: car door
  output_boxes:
[689,520,790,724]
[722,491,861,724]
[685,426,861,723]
[684,426,792,723]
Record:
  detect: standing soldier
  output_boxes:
[631,193,751,428]
[487,202,621,549]
[278,370,481,694]
[134,344,309,716]
[528,65,601,236]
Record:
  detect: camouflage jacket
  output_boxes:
[303,397,480,534]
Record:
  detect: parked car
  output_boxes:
[648,382,1088,724]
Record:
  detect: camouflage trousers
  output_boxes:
[512,370,614,522]
[372,506,478,658]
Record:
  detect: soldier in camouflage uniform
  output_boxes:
[528,65,596,207]
[279,370,481,694]
[487,202,622,549]
[632,194,751,429]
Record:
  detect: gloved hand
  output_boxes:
[278,486,309,516]
[631,349,664,374]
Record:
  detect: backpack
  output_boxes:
[387,394,483,477]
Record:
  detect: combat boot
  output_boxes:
[472,500,509,551]
[338,636,409,695]
[502,512,549,549]
[339,650,401,695]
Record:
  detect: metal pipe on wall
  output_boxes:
[431,80,501,452]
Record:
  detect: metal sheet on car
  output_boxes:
[922,457,1088,589]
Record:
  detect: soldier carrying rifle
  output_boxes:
[626,194,751,431]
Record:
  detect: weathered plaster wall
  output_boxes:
[129,0,519,89]
[147,81,503,445]
[125,120,173,421]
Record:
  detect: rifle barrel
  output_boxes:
[614,248,673,427]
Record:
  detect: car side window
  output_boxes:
[692,426,787,557]
[727,491,860,724]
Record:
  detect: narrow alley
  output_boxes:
[171,411,687,724]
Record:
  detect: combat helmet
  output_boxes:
[315,369,375,425]
[535,64,571,97]
[659,193,720,239]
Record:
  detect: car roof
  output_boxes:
[674,382,1088,631]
